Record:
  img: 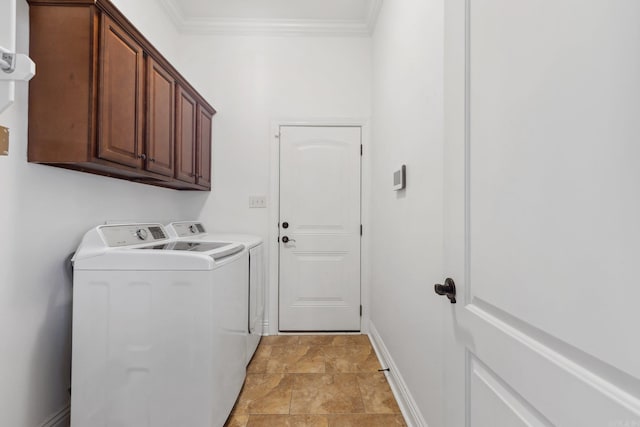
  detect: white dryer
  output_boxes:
[167,221,265,363]
[71,223,248,427]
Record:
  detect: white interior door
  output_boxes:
[443,0,640,425]
[279,126,361,331]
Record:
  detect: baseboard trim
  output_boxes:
[40,402,70,427]
[368,321,428,427]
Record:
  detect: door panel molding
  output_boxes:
[470,355,553,427]
[469,299,640,413]
[466,302,640,424]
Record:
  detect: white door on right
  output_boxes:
[443,0,640,426]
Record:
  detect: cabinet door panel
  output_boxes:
[98,15,144,168]
[146,57,175,177]
[196,106,213,189]
[175,87,197,183]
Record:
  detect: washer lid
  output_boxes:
[73,223,246,270]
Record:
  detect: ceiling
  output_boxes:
[160,0,382,36]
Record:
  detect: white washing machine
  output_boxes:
[166,221,265,364]
[71,223,248,427]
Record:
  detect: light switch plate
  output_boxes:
[249,196,267,208]
[0,126,8,156]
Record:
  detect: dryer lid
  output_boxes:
[136,241,244,260]
[138,241,229,252]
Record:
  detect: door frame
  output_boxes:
[268,119,370,335]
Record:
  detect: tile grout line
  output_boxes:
[354,367,368,415]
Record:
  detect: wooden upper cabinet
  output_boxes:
[175,86,197,184]
[26,0,216,190]
[146,57,175,177]
[98,15,144,169]
[197,106,213,189]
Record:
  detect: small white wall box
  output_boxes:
[0,47,36,81]
[393,165,406,190]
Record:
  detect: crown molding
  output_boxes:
[159,0,382,37]
[175,18,371,37]
[158,0,186,29]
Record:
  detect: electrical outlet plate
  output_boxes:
[249,196,267,208]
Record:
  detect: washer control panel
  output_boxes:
[100,224,169,247]
[172,222,207,238]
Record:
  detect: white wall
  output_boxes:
[0,1,205,425]
[370,0,445,425]
[111,0,181,66]
[177,34,372,333]
[1,0,441,424]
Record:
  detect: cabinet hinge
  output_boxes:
[360,305,363,316]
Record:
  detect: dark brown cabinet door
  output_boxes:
[98,15,144,168]
[175,86,197,183]
[27,1,216,190]
[196,106,213,189]
[146,57,175,177]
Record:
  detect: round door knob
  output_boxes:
[282,222,289,229]
[434,278,456,304]
[282,236,289,243]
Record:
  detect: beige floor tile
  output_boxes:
[254,344,274,358]
[267,345,326,374]
[247,415,329,427]
[247,346,274,374]
[324,345,381,373]
[290,374,365,415]
[261,335,300,346]
[327,414,407,427]
[224,414,249,427]
[297,335,336,346]
[233,374,295,415]
[356,373,401,414]
[328,335,371,347]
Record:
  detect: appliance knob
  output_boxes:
[136,228,148,240]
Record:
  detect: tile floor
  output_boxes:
[225,335,407,427]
